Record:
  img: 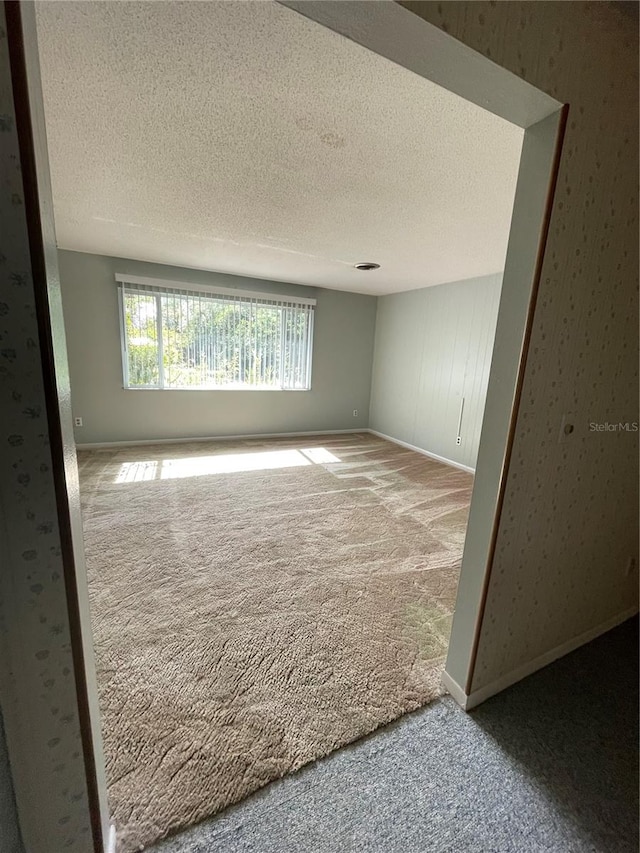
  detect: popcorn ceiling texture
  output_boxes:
[400,1,639,690]
[34,0,523,295]
[77,434,472,851]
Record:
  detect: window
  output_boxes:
[117,275,315,390]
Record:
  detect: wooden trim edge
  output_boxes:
[464,103,570,695]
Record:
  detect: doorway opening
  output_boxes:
[16,2,565,850]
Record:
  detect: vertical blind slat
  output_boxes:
[122,284,313,390]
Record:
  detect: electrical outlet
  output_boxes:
[74,417,83,427]
[626,556,637,577]
[353,409,358,417]
[456,436,461,446]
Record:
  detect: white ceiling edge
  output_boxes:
[59,244,505,299]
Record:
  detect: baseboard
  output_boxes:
[440,670,470,709]
[443,605,639,711]
[106,824,116,853]
[77,430,476,473]
[76,428,365,450]
[367,429,475,474]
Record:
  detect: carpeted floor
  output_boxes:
[77,433,472,852]
[150,617,639,853]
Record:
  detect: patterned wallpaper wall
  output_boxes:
[401,2,639,691]
[0,6,93,851]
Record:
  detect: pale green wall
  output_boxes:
[58,250,377,444]
[369,274,502,471]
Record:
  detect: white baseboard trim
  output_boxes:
[367,429,475,474]
[106,824,116,853]
[76,428,365,450]
[440,670,470,709]
[443,605,639,711]
[76,430,476,474]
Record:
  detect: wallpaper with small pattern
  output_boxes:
[401,1,639,691]
[0,6,92,851]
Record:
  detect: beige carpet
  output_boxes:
[78,433,473,852]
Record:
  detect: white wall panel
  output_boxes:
[370,274,502,470]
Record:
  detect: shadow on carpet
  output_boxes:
[150,617,638,853]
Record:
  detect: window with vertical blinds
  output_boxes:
[117,275,315,390]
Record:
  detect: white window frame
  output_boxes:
[117,274,316,392]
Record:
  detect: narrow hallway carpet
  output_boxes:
[151,617,639,853]
[77,433,472,851]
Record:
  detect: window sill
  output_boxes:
[122,386,312,392]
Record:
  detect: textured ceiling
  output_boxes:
[35,1,524,296]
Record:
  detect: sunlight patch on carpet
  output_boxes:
[78,433,472,852]
[114,446,342,484]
